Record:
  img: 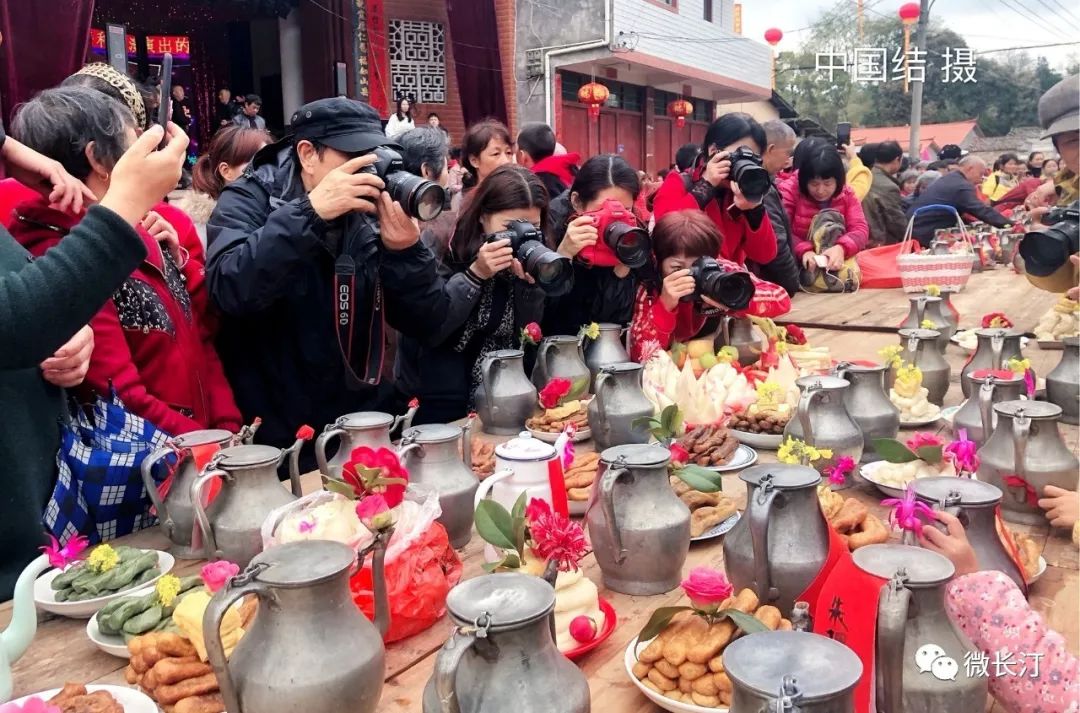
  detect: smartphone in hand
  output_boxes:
[157,53,173,143]
[836,122,851,150]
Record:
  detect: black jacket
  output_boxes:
[540,191,638,335]
[749,185,801,296]
[206,143,447,452]
[906,170,1010,246]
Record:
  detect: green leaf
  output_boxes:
[513,515,527,557]
[474,499,517,550]
[567,375,591,401]
[872,438,920,463]
[915,445,943,465]
[323,479,357,498]
[660,405,680,436]
[637,606,694,642]
[719,608,770,635]
[511,491,528,520]
[675,467,723,493]
[502,553,521,569]
[632,415,660,431]
[481,561,501,573]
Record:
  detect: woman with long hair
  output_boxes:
[385,96,415,139]
[460,119,514,193]
[396,164,551,424]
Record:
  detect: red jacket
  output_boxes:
[651,170,778,266]
[11,196,241,436]
[778,174,869,259]
[531,153,580,188]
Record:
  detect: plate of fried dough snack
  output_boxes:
[1012,531,1047,584]
[526,399,591,442]
[677,425,756,472]
[627,589,792,711]
[564,453,600,515]
[817,487,890,550]
[669,476,739,541]
[8,684,154,713]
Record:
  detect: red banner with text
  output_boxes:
[367,0,389,115]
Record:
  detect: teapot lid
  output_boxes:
[248,540,355,588]
[993,399,1062,420]
[402,423,461,444]
[899,327,942,340]
[600,362,642,375]
[1063,336,1079,347]
[912,476,1002,507]
[974,327,1023,340]
[337,411,394,430]
[445,572,555,631]
[852,544,954,586]
[174,429,233,448]
[599,444,671,468]
[596,322,622,331]
[543,335,579,344]
[496,432,556,461]
[486,348,524,360]
[909,294,942,303]
[795,375,849,391]
[740,464,820,490]
[723,631,862,701]
[214,444,281,468]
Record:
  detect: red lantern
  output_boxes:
[668,98,694,129]
[577,81,610,122]
[898,2,920,25]
[764,27,783,46]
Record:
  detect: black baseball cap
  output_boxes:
[289,97,397,154]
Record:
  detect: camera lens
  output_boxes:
[517,240,573,296]
[605,222,652,268]
[1020,222,1080,277]
[700,270,755,310]
[731,161,771,203]
[384,171,446,221]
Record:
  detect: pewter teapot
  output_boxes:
[475,349,537,436]
[583,323,630,390]
[423,572,590,713]
[835,362,899,463]
[783,376,864,484]
[978,400,1079,525]
[205,539,390,713]
[854,545,986,713]
[587,362,653,451]
[316,408,416,478]
[141,428,239,558]
[898,328,950,405]
[723,465,830,615]
[531,335,590,395]
[724,631,862,713]
[586,445,689,595]
[1045,336,1079,425]
[399,422,478,548]
[960,328,1024,398]
[715,315,761,367]
[952,371,1025,446]
[912,477,1026,589]
[899,296,956,353]
[191,438,305,567]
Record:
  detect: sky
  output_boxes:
[742,0,1080,70]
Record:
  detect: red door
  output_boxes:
[561,104,589,158]
[617,114,643,168]
[654,117,672,173]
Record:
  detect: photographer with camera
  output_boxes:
[542,154,644,335]
[395,165,569,424]
[651,113,779,268]
[206,97,449,456]
[629,210,791,362]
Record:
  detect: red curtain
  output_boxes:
[0,0,95,126]
[444,0,507,127]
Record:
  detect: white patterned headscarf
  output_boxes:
[71,63,147,128]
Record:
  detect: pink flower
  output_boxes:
[905,432,943,451]
[1023,369,1036,399]
[201,561,240,593]
[681,567,734,611]
[559,425,576,470]
[356,494,394,531]
[297,518,316,534]
[882,485,935,535]
[569,615,598,643]
[41,533,88,570]
[944,429,980,475]
[0,698,61,713]
[521,322,543,347]
[526,498,588,571]
[823,456,856,486]
[669,443,690,466]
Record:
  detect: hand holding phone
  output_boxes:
[157,53,173,135]
[836,122,851,151]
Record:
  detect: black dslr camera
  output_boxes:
[361,146,446,221]
[1019,200,1079,278]
[484,220,573,296]
[680,257,755,311]
[727,147,771,204]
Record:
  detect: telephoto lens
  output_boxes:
[363,146,446,221]
[485,220,574,296]
[1019,201,1079,277]
[604,221,651,268]
[681,256,755,310]
[727,146,771,204]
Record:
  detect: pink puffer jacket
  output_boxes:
[778,173,870,259]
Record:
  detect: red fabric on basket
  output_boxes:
[856,241,917,288]
[350,520,463,642]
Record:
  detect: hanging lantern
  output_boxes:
[764,27,783,46]
[898,2,920,25]
[577,81,610,122]
[668,98,694,129]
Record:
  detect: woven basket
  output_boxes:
[897,204,975,293]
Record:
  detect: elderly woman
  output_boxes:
[9,87,241,436]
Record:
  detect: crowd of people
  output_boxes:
[0,56,1077,703]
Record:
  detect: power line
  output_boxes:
[1047,0,1080,24]
[996,0,1074,43]
[975,41,1080,54]
[1033,0,1080,33]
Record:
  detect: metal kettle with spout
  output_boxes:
[398,422,478,548]
[587,362,654,451]
[315,407,417,478]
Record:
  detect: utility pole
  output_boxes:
[908,0,931,161]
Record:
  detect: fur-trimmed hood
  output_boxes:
[175,191,218,226]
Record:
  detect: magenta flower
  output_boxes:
[681,567,734,611]
[355,494,394,531]
[0,698,61,713]
[882,484,935,535]
[905,432,943,451]
[559,425,576,470]
[1024,369,1036,399]
[944,429,980,475]
[823,456,856,486]
[201,560,240,593]
[40,533,88,570]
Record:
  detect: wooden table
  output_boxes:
[4,270,1077,712]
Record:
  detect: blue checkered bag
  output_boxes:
[44,392,171,544]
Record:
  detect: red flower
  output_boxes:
[295,424,315,441]
[539,377,572,409]
[905,432,943,451]
[341,446,409,508]
[521,322,543,347]
[669,443,690,465]
[784,324,807,345]
[408,398,420,410]
[527,497,588,571]
[981,312,1013,329]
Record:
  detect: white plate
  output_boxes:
[730,429,784,450]
[691,511,741,542]
[899,412,942,428]
[87,611,131,658]
[625,638,729,713]
[859,460,961,499]
[8,685,157,712]
[35,550,174,619]
[704,444,758,472]
[526,426,591,444]
[1029,556,1048,585]
[940,405,960,426]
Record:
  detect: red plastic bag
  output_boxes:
[350,520,463,642]
[855,241,918,288]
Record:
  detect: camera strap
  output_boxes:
[334,253,385,391]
